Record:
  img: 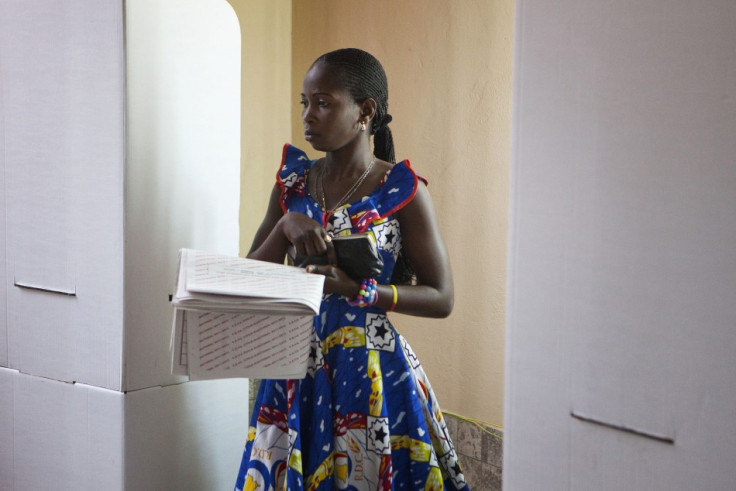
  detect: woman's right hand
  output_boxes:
[247,184,338,267]
[278,211,331,258]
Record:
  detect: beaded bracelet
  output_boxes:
[347,278,378,307]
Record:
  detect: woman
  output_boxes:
[235,48,469,491]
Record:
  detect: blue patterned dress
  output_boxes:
[235,144,469,491]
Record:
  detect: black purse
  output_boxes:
[288,233,384,280]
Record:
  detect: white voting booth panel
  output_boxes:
[1,0,240,391]
[1,0,126,390]
[0,65,6,368]
[0,367,249,491]
[0,0,249,490]
[506,1,736,489]
[0,367,123,490]
[125,0,241,392]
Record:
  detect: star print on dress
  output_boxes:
[367,416,391,455]
[365,313,395,352]
[307,330,324,378]
[372,219,402,257]
[439,450,468,488]
[326,207,351,234]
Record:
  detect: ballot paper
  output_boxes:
[173,248,324,314]
[171,249,324,380]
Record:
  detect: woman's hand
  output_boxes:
[279,212,331,258]
[247,185,333,264]
[305,263,360,298]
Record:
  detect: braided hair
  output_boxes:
[313,48,395,164]
[313,48,415,284]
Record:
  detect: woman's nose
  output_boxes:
[302,106,313,123]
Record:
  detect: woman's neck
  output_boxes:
[322,142,375,180]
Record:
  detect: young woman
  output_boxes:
[235,48,470,491]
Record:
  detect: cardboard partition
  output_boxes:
[1,0,241,392]
[0,367,124,490]
[0,0,126,390]
[0,81,6,368]
[505,1,736,489]
[0,367,250,491]
[124,378,251,490]
[123,0,241,391]
[0,368,14,490]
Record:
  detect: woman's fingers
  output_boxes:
[300,234,328,257]
[282,213,330,257]
[306,264,359,298]
[306,264,336,276]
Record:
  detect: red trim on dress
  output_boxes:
[276,142,291,215]
[377,159,427,220]
[277,147,428,228]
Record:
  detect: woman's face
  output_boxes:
[301,62,363,153]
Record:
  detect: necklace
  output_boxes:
[319,155,376,213]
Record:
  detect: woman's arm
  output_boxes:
[248,185,332,263]
[381,181,454,318]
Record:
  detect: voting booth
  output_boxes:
[505,1,736,489]
[0,1,249,489]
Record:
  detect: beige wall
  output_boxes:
[226,0,292,254]
[230,0,512,425]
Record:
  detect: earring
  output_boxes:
[359,121,367,132]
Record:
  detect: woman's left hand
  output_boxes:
[305,264,360,298]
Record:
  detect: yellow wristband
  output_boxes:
[387,284,398,312]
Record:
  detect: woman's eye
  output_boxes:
[299,99,307,107]
[318,100,329,108]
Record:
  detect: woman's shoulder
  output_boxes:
[372,158,429,218]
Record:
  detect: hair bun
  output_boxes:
[375,113,392,133]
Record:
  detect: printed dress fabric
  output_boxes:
[235,144,469,491]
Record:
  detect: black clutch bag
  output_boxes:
[288,233,384,280]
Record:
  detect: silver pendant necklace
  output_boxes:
[319,155,376,214]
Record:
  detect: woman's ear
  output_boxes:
[360,98,377,124]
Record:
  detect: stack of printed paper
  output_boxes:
[171,249,324,380]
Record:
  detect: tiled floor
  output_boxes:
[445,413,504,490]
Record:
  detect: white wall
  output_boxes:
[505,1,736,489]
